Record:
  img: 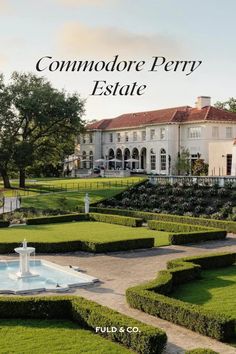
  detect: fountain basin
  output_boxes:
[0,260,98,295]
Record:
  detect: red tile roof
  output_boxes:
[86,106,236,130]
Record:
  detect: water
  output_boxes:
[0,260,97,294]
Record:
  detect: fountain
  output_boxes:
[0,240,98,294]
[14,239,38,279]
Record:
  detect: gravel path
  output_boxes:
[1,236,236,354]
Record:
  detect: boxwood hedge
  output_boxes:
[126,251,236,341]
[0,237,154,254]
[87,207,236,233]
[90,213,143,227]
[0,296,167,354]
[26,213,89,225]
[0,220,10,228]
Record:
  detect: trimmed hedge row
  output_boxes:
[87,207,236,233]
[148,220,226,245]
[0,296,167,354]
[26,213,89,225]
[168,230,227,245]
[0,237,154,254]
[185,350,219,354]
[126,252,236,341]
[90,213,143,227]
[0,220,10,228]
[148,220,208,232]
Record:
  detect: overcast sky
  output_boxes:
[0,0,235,121]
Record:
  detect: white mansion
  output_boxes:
[67,96,236,176]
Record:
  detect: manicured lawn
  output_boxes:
[0,319,133,354]
[1,177,144,197]
[21,189,124,210]
[171,266,236,319]
[0,222,170,247]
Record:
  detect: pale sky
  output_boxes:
[0,0,236,121]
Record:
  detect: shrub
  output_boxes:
[168,230,226,245]
[89,213,143,227]
[148,220,207,232]
[0,296,167,354]
[0,220,10,228]
[0,237,154,254]
[88,207,236,233]
[126,252,236,341]
[185,349,219,354]
[26,213,89,225]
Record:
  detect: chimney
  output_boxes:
[196,96,211,110]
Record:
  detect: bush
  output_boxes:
[89,213,143,227]
[0,296,167,354]
[0,237,154,254]
[26,213,89,225]
[87,207,236,233]
[126,252,236,341]
[148,220,207,232]
[185,349,219,354]
[0,220,9,228]
[168,230,226,245]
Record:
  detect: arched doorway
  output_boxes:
[116,148,123,169]
[108,148,115,169]
[132,148,139,170]
[140,147,147,170]
[124,148,131,169]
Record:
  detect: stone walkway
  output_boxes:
[2,237,236,354]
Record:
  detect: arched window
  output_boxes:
[150,149,156,170]
[82,151,87,169]
[89,151,93,169]
[160,148,167,171]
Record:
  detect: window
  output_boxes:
[117,133,121,142]
[226,127,232,139]
[160,128,166,140]
[82,151,87,168]
[188,127,201,139]
[150,149,156,170]
[89,134,93,143]
[133,131,137,141]
[109,133,113,142]
[89,151,93,168]
[227,154,232,175]
[150,129,155,140]
[82,135,86,144]
[212,126,219,139]
[142,130,146,141]
[125,132,129,142]
[160,148,167,171]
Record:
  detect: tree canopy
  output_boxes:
[0,72,85,188]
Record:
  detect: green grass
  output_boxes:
[0,222,170,247]
[0,319,133,354]
[21,189,124,210]
[171,266,236,318]
[1,177,144,197]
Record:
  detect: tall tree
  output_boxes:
[175,147,190,175]
[0,72,85,188]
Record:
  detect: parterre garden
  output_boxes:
[0,176,236,353]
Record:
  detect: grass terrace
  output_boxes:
[0,222,170,247]
[0,319,133,354]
